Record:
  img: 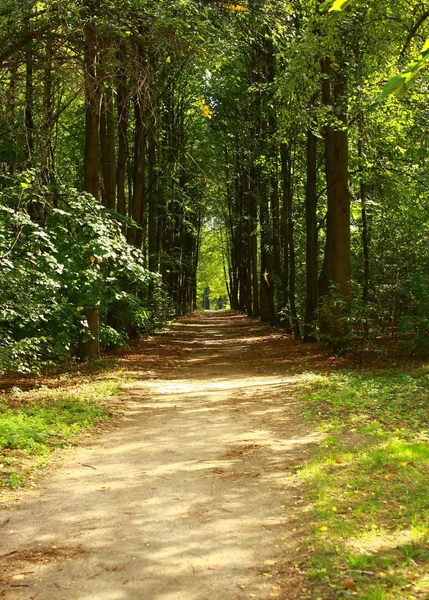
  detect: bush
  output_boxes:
[0,171,173,374]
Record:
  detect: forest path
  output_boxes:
[1,312,324,600]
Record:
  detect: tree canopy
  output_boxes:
[2,0,429,371]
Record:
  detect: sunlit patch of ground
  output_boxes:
[297,368,429,598]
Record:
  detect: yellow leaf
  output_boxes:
[199,98,213,119]
[181,514,190,519]
[90,255,96,263]
[226,3,248,12]
[77,306,84,312]
[332,507,338,512]
[320,526,328,531]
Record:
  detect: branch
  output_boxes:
[400,9,429,59]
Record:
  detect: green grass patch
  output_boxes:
[0,372,124,491]
[297,366,429,599]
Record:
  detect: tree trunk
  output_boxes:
[40,32,54,186]
[358,114,370,304]
[100,82,116,210]
[79,17,102,361]
[116,41,129,217]
[148,109,158,272]
[127,95,146,247]
[318,57,351,350]
[304,128,318,342]
[282,143,300,339]
[25,46,34,169]
[249,179,260,318]
[280,142,292,333]
[84,22,101,202]
[77,307,100,360]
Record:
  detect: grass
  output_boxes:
[0,366,124,493]
[297,365,429,599]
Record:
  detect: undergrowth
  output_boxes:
[297,366,429,599]
[0,369,124,493]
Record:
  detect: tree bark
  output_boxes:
[40,32,54,186]
[25,46,34,168]
[280,142,292,334]
[83,21,101,203]
[100,80,116,210]
[304,128,318,342]
[318,57,351,350]
[79,15,102,361]
[116,41,129,217]
[127,94,146,247]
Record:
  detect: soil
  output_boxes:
[0,312,325,600]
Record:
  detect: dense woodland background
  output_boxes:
[1,0,429,373]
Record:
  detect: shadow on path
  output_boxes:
[0,312,323,600]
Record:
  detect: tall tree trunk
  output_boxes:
[280,142,292,334]
[318,57,351,350]
[271,151,282,321]
[40,32,54,186]
[5,57,18,173]
[100,81,116,210]
[358,114,370,305]
[127,95,146,247]
[249,177,260,317]
[79,16,102,361]
[304,128,318,342]
[84,23,101,202]
[25,46,34,169]
[282,143,300,339]
[148,109,158,272]
[116,41,129,217]
[259,190,276,323]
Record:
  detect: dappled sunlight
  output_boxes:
[345,527,424,555]
[137,375,297,395]
[1,312,312,598]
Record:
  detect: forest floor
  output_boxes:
[0,311,329,600]
[2,312,429,600]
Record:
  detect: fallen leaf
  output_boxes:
[342,578,356,589]
[181,514,190,519]
[208,564,224,571]
[320,526,328,531]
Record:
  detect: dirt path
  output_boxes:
[0,312,323,600]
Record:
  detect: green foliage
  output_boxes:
[197,227,229,309]
[320,0,354,12]
[381,39,429,99]
[0,172,172,374]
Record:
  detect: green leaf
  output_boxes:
[381,38,429,99]
[380,75,406,100]
[320,0,354,12]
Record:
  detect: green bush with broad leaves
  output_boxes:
[0,171,173,374]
